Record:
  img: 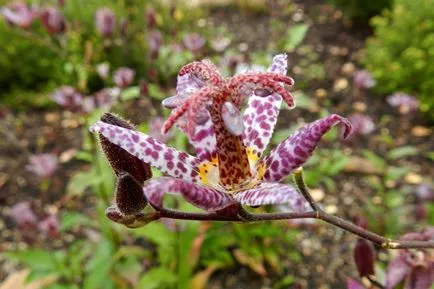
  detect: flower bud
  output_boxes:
[183,33,205,54]
[100,113,152,184]
[115,173,147,215]
[38,214,60,238]
[95,8,115,38]
[146,6,156,28]
[40,7,66,34]
[10,202,38,230]
[147,30,163,58]
[353,238,375,277]
[26,153,58,179]
[52,86,84,113]
[113,67,135,88]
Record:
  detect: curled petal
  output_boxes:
[143,177,235,211]
[162,87,212,136]
[261,114,352,182]
[234,183,308,211]
[222,101,244,136]
[268,54,288,74]
[91,120,200,183]
[100,113,152,183]
[242,54,288,166]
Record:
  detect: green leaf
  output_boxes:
[387,146,419,160]
[148,83,166,100]
[283,24,309,51]
[60,211,93,231]
[386,166,410,182]
[6,249,58,272]
[83,241,115,289]
[66,169,103,195]
[120,86,140,101]
[362,150,387,170]
[327,156,349,175]
[288,90,317,110]
[138,267,177,289]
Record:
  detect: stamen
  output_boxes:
[221,101,244,136]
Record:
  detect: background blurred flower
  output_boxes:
[146,6,156,28]
[113,67,135,88]
[40,7,65,34]
[96,63,110,80]
[95,7,115,38]
[52,86,84,112]
[183,33,205,54]
[119,18,127,36]
[416,184,434,201]
[1,1,36,29]
[26,153,58,178]
[210,36,231,52]
[38,214,60,238]
[387,93,419,114]
[147,30,163,58]
[385,228,434,289]
[10,202,37,230]
[348,114,375,136]
[353,70,376,89]
[148,117,174,143]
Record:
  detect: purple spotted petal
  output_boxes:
[242,54,288,162]
[261,114,353,182]
[234,183,308,211]
[222,101,244,136]
[143,177,235,211]
[90,121,200,183]
[162,67,217,162]
[386,255,411,289]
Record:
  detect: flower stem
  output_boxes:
[293,167,320,212]
[155,208,434,249]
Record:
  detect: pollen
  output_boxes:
[198,161,220,188]
[247,147,260,166]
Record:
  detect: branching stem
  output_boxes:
[147,170,434,250]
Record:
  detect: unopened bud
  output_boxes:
[354,239,375,277]
[100,113,152,183]
[115,173,147,215]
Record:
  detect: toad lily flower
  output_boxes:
[90,54,352,224]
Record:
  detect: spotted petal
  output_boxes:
[234,182,308,211]
[242,54,288,167]
[90,121,200,183]
[261,114,353,182]
[162,65,218,163]
[143,177,235,211]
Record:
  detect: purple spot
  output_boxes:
[167,161,174,169]
[164,151,174,161]
[271,160,279,172]
[260,122,270,130]
[132,134,139,143]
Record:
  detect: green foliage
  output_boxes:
[0,0,204,106]
[364,0,434,118]
[327,0,392,22]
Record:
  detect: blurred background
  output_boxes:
[0,0,433,288]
